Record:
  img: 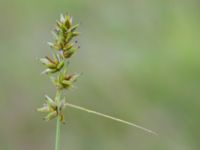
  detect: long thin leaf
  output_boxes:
[65,102,158,135]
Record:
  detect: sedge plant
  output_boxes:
[37,13,157,150]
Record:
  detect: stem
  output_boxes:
[55,117,61,150]
[55,89,61,103]
[55,89,61,150]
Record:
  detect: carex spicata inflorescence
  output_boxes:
[37,13,80,123]
[37,15,157,150]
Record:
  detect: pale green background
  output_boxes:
[0,0,200,150]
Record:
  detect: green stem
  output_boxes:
[55,117,61,150]
[55,89,61,150]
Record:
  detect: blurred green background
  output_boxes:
[0,0,200,150]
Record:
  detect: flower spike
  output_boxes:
[37,13,157,150]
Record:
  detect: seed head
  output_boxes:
[37,95,66,123]
[38,13,80,123]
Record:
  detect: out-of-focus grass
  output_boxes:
[0,0,200,150]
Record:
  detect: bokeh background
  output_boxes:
[0,0,200,150]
